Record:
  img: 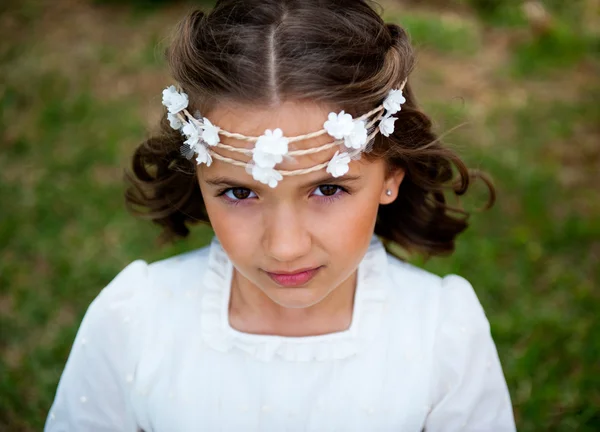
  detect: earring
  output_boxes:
[385,189,393,196]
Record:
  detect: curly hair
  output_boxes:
[125,0,494,258]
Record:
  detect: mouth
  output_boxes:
[265,266,323,288]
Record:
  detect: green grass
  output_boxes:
[512,24,598,77]
[392,12,481,56]
[1,1,599,431]
[460,0,599,76]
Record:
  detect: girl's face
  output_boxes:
[197,100,404,309]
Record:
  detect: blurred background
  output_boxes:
[0,0,598,430]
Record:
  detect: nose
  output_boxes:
[262,202,311,264]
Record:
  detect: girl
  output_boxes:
[46,0,516,430]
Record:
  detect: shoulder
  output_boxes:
[85,244,212,327]
[384,252,498,370]
[380,257,514,428]
[111,244,211,292]
[384,252,489,333]
[146,244,211,290]
[386,253,443,290]
[386,253,477,302]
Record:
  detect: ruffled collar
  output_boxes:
[200,235,389,362]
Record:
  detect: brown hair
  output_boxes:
[125,0,494,258]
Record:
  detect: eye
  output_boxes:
[312,185,347,200]
[222,187,257,201]
[314,185,340,197]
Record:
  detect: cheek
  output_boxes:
[311,187,381,255]
[200,190,259,264]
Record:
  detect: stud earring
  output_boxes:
[385,189,393,196]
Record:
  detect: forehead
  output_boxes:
[208,100,336,145]
[204,100,348,173]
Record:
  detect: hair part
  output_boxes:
[125,0,495,258]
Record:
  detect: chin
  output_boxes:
[262,286,331,309]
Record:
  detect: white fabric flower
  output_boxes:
[326,151,351,178]
[324,111,355,139]
[167,112,183,130]
[383,89,406,115]
[252,128,289,168]
[253,149,281,168]
[251,165,283,188]
[162,85,189,114]
[344,120,368,149]
[195,144,212,167]
[182,122,200,147]
[201,118,220,146]
[182,122,199,139]
[379,115,397,137]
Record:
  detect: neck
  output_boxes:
[228,270,357,337]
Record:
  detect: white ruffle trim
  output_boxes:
[199,236,389,362]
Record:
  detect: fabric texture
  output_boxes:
[45,235,516,431]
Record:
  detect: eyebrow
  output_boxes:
[204,174,362,189]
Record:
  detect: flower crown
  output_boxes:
[161,79,407,188]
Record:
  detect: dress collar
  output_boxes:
[200,235,389,362]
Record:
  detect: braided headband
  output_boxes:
[162,79,407,188]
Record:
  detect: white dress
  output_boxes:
[45,235,516,431]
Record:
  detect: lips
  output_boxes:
[265,266,322,287]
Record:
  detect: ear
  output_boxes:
[379,168,405,205]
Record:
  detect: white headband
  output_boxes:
[161,80,407,188]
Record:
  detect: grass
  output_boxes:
[512,24,598,76]
[395,12,482,56]
[1,0,598,431]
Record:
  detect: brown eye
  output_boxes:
[223,187,253,201]
[317,185,339,196]
[231,188,251,200]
